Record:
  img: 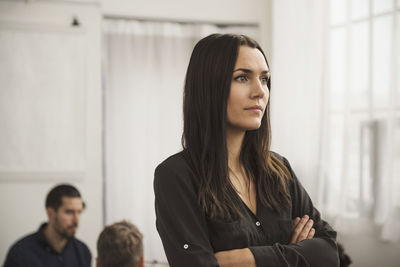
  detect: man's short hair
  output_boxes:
[97,220,143,267]
[45,184,83,210]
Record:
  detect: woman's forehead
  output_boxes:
[235,46,269,72]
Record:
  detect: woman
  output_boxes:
[154,34,339,267]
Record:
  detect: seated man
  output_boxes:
[97,220,144,267]
[3,184,91,267]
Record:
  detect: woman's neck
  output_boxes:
[226,127,245,171]
[226,128,257,215]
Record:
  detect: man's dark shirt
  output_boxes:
[3,223,91,267]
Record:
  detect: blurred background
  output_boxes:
[0,0,399,266]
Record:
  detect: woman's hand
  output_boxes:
[214,216,315,266]
[214,248,256,267]
[290,215,315,244]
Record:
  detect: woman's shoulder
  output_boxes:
[155,150,193,174]
[268,150,297,186]
[154,150,196,189]
[269,150,289,165]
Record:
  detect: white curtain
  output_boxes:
[319,0,400,242]
[374,119,400,242]
[102,19,258,264]
[271,0,400,242]
[270,0,326,201]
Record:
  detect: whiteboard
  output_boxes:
[0,22,87,181]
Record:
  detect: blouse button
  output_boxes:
[183,244,189,249]
[255,221,261,227]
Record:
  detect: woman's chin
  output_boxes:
[227,120,262,132]
[244,123,262,131]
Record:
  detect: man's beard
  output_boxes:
[54,216,77,239]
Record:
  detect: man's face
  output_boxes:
[48,197,84,239]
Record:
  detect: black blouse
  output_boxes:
[154,151,339,267]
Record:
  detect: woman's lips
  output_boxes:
[244,105,263,112]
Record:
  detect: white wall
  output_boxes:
[100,0,272,59]
[0,0,102,264]
[102,0,262,24]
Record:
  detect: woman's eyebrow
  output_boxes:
[233,68,270,75]
[263,70,271,77]
[233,68,252,73]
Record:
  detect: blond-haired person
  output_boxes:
[97,220,144,267]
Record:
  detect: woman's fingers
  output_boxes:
[290,215,314,244]
[297,219,313,242]
[293,217,301,227]
[290,215,308,243]
[307,228,315,239]
[289,217,301,244]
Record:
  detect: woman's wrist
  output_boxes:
[215,248,256,267]
[241,248,256,266]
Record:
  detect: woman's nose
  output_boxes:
[251,79,266,98]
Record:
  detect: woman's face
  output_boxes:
[226,45,270,132]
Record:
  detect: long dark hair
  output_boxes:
[182,33,291,221]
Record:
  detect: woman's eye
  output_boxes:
[235,76,248,82]
[261,77,269,84]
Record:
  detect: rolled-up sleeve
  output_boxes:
[249,157,339,267]
[154,158,219,267]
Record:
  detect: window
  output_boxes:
[323,0,400,226]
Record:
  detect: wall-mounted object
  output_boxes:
[0,21,87,182]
